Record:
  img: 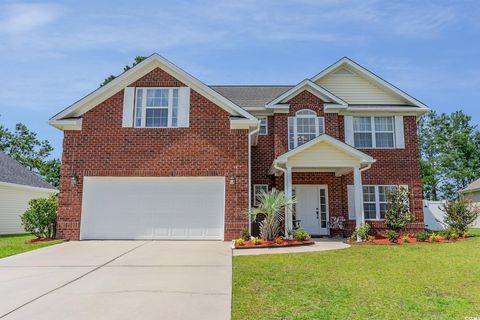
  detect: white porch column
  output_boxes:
[284,165,293,237]
[353,167,365,241]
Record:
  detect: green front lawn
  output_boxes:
[0,234,62,259]
[232,229,480,320]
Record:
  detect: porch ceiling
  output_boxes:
[271,134,375,176]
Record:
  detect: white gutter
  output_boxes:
[248,125,260,234]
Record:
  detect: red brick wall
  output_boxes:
[57,67,249,240]
[253,89,424,236]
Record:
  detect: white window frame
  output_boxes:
[288,109,325,150]
[253,184,269,206]
[258,117,268,135]
[134,87,179,128]
[353,116,395,149]
[362,185,398,220]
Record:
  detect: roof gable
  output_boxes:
[311,57,429,109]
[266,79,347,108]
[275,134,375,164]
[50,53,256,129]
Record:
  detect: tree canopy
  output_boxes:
[419,111,480,200]
[0,122,60,187]
[100,56,147,87]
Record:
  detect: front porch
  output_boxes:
[271,134,376,240]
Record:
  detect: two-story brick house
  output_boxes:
[50,54,428,241]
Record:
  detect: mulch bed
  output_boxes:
[235,239,315,249]
[25,238,56,244]
[352,236,471,245]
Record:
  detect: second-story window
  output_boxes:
[353,116,395,148]
[135,88,179,128]
[288,109,324,149]
[258,117,268,135]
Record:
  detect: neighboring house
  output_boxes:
[460,179,480,228]
[0,151,57,234]
[49,54,428,240]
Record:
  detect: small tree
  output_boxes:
[441,196,480,233]
[21,193,58,238]
[249,189,295,241]
[385,187,413,232]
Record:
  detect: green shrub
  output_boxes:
[353,223,370,241]
[429,233,440,242]
[21,193,58,238]
[402,236,410,243]
[239,229,251,241]
[415,231,430,242]
[236,238,245,246]
[367,235,375,243]
[450,232,459,240]
[252,237,262,245]
[441,197,480,233]
[386,230,399,243]
[385,187,413,232]
[293,228,310,241]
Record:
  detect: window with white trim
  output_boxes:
[258,117,268,135]
[353,116,395,148]
[254,184,268,206]
[135,88,179,128]
[362,185,398,220]
[288,109,325,149]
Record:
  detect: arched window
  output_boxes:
[288,109,325,149]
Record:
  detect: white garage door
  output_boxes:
[80,177,225,240]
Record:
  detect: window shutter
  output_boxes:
[344,116,354,146]
[394,116,405,148]
[122,87,135,127]
[177,87,190,128]
[347,185,355,219]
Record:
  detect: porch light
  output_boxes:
[229,175,236,185]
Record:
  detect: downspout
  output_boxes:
[273,161,289,237]
[248,125,260,234]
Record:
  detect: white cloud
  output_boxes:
[0,3,62,34]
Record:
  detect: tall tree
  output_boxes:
[100,56,147,87]
[0,123,60,187]
[419,111,480,200]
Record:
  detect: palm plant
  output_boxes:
[249,189,296,241]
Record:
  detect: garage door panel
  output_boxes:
[81,177,225,240]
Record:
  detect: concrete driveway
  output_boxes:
[0,241,232,320]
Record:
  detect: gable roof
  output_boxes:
[266,79,348,107]
[50,53,256,129]
[460,178,480,194]
[274,134,375,164]
[210,86,293,109]
[311,57,429,110]
[0,151,56,190]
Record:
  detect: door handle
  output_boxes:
[316,208,319,219]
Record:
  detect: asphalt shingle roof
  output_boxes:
[0,151,56,190]
[210,85,293,109]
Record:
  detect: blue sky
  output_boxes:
[0,0,479,159]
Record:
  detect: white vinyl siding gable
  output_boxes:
[316,67,407,105]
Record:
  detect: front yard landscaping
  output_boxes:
[232,229,480,320]
[0,234,62,259]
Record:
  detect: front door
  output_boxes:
[293,185,329,236]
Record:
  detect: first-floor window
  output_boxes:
[135,88,179,128]
[362,185,398,220]
[254,184,268,206]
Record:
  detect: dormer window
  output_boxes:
[288,109,325,150]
